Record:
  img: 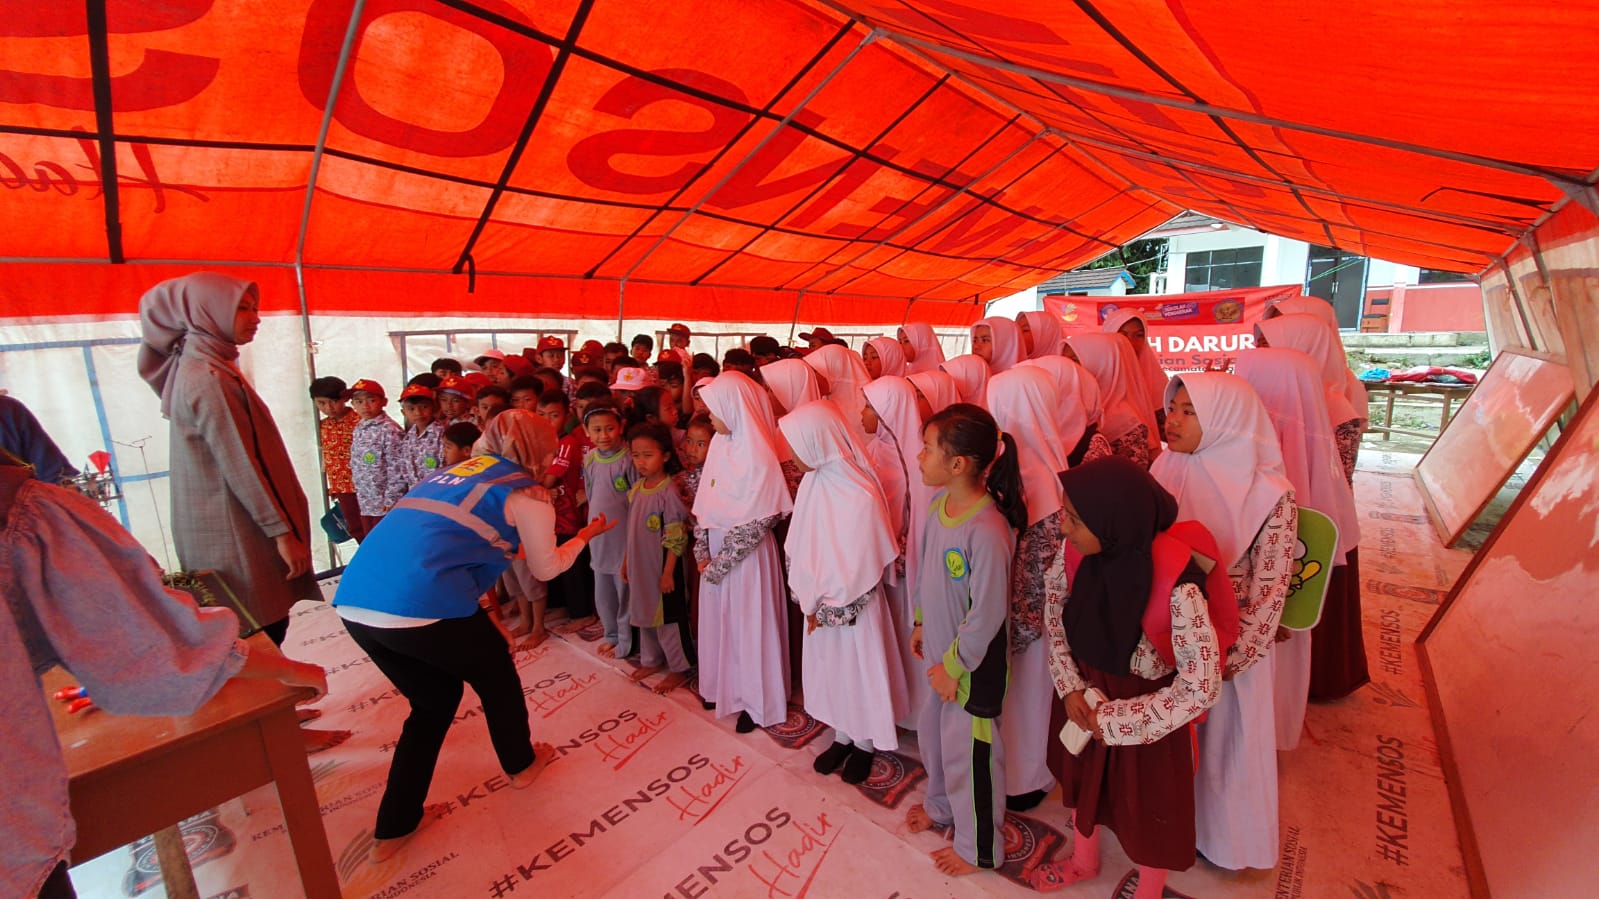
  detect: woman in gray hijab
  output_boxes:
[138,272,319,644]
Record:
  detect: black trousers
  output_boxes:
[342,609,534,838]
[549,536,595,618]
[37,862,75,899]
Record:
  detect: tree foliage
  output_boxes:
[1086,238,1167,294]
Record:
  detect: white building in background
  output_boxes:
[989,212,1484,333]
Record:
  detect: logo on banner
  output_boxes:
[1157,301,1200,321]
[1213,299,1245,323]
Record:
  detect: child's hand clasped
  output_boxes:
[928,662,959,702]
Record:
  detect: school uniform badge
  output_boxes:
[647,513,663,532]
[944,548,968,580]
[613,474,628,491]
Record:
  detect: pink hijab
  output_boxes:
[899,322,945,374]
[1068,333,1157,445]
[906,370,960,416]
[940,355,991,408]
[1150,373,1295,567]
[138,273,251,417]
[1019,310,1064,360]
[986,366,1068,525]
[1101,308,1169,416]
[864,337,907,379]
[972,317,1024,372]
[1254,314,1363,427]
[1235,349,1360,560]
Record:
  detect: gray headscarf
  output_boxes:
[138,273,253,417]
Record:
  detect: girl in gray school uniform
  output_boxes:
[582,403,637,658]
[905,403,1027,878]
[621,423,695,694]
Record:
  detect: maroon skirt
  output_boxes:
[1309,549,1369,700]
[1046,656,1197,871]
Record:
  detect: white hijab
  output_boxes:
[863,376,932,585]
[1068,333,1156,444]
[973,317,1024,372]
[1255,314,1362,427]
[803,344,872,445]
[1235,349,1361,559]
[693,372,793,530]
[1267,296,1368,422]
[1101,308,1169,415]
[1017,355,1094,447]
[865,336,907,379]
[1019,310,1064,360]
[1149,373,1295,567]
[900,322,946,374]
[779,401,898,614]
[940,355,991,409]
[986,367,1068,525]
[907,370,960,415]
[763,358,821,416]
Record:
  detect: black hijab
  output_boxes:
[1059,456,1180,676]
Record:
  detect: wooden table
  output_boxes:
[46,638,339,899]
[1363,380,1475,440]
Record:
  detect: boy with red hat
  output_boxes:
[435,375,477,425]
[397,384,445,493]
[348,378,405,533]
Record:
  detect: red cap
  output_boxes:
[580,339,605,357]
[668,323,691,336]
[503,355,534,378]
[437,375,477,400]
[537,335,566,352]
[399,384,435,402]
[349,379,386,399]
[798,327,836,343]
[656,350,676,363]
[571,350,596,366]
[461,371,491,391]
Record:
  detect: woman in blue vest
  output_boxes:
[334,410,617,863]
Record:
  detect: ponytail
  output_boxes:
[988,432,1028,531]
[926,403,1029,531]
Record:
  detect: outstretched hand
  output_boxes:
[582,514,620,541]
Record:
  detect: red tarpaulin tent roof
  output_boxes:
[2,0,1596,322]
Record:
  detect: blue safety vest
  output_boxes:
[334,454,535,619]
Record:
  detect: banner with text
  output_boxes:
[1044,284,1300,371]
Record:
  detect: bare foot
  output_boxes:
[653,671,690,694]
[931,847,980,876]
[369,803,448,864]
[597,641,617,658]
[510,743,557,789]
[518,626,549,650]
[905,804,937,833]
[1028,858,1100,891]
[303,728,352,754]
[629,664,663,682]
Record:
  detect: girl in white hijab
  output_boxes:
[1149,372,1297,872]
[692,372,794,733]
[906,369,960,421]
[861,376,933,721]
[898,322,946,374]
[1235,349,1367,710]
[1102,309,1170,426]
[1017,310,1064,360]
[763,358,821,417]
[863,336,907,379]
[779,401,911,782]
[1254,313,1364,483]
[971,316,1024,373]
[1069,333,1160,465]
[940,355,991,409]
[1266,295,1368,426]
[803,344,873,447]
[1018,356,1114,467]
[985,366,1071,809]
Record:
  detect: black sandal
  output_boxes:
[812,741,852,775]
[840,746,875,784]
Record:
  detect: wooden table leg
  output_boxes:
[260,710,341,899]
[1383,389,1396,440]
[1440,394,1455,431]
[153,825,201,899]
